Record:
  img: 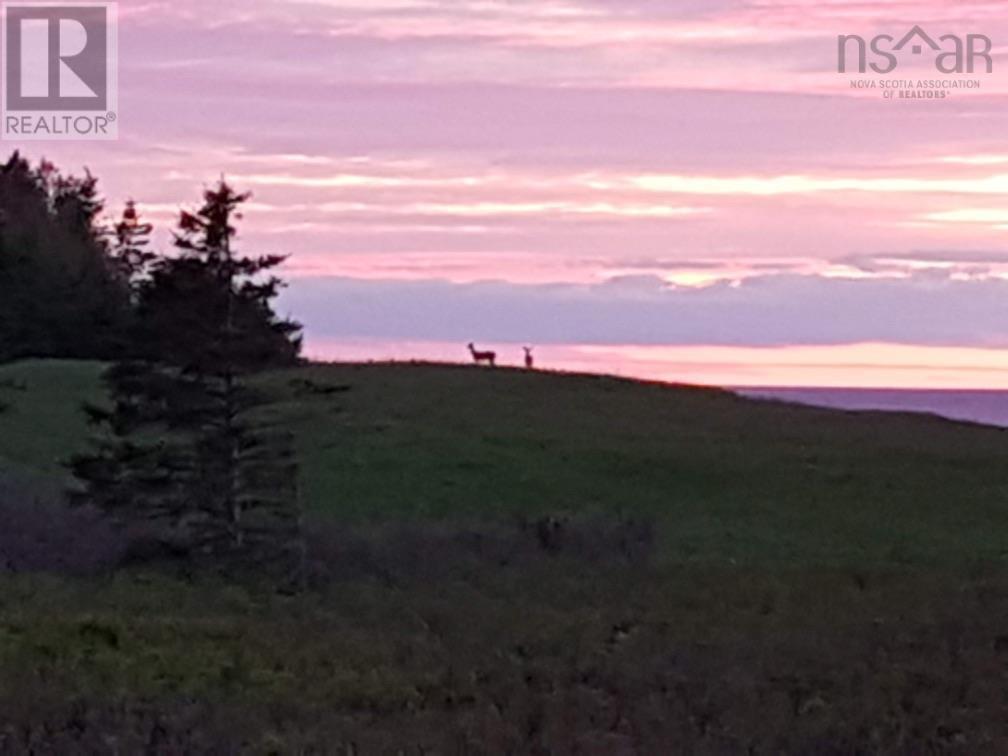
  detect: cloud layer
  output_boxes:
[8,0,1008,384]
[283,270,1008,348]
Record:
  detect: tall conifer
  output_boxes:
[72,181,304,575]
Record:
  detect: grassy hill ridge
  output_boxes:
[2,358,1007,566]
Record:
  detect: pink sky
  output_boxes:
[8,0,1008,387]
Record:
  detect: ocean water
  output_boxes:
[736,388,1008,428]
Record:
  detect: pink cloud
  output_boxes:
[7,0,1008,384]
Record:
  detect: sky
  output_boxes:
[8,0,1008,387]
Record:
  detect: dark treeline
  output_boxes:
[0,152,132,361]
[0,152,302,367]
[0,152,306,579]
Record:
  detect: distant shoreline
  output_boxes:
[738,386,1008,428]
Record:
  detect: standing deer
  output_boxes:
[468,343,496,367]
[523,346,534,369]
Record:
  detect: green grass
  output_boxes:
[3,358,1008,566]
[0,360,104,475]
[2,564,1007,750]
[4,359,1008,748]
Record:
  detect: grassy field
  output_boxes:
[2,359,1008,750]
[3,358,1008,565]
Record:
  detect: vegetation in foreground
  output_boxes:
[0,554,1007,751]
[2,359,1008,750]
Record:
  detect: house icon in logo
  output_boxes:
[892,26,940,56]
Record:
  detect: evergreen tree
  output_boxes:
[71,181,305,576]
[110,200,155,294]
[0,152,131,361]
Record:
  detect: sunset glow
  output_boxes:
[8,0,1008,387]
[305,340,1008,390]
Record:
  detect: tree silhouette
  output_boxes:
[72,181,304,576]
[0,152,130,361]
[111,200,155,295]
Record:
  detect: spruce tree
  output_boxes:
[71,181,304,575]
[110,200,155,294]
[0,152,131,361]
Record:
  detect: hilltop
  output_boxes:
[3,358,1008,567]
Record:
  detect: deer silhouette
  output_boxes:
[468,343,496,367]
[523,346,534,369]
